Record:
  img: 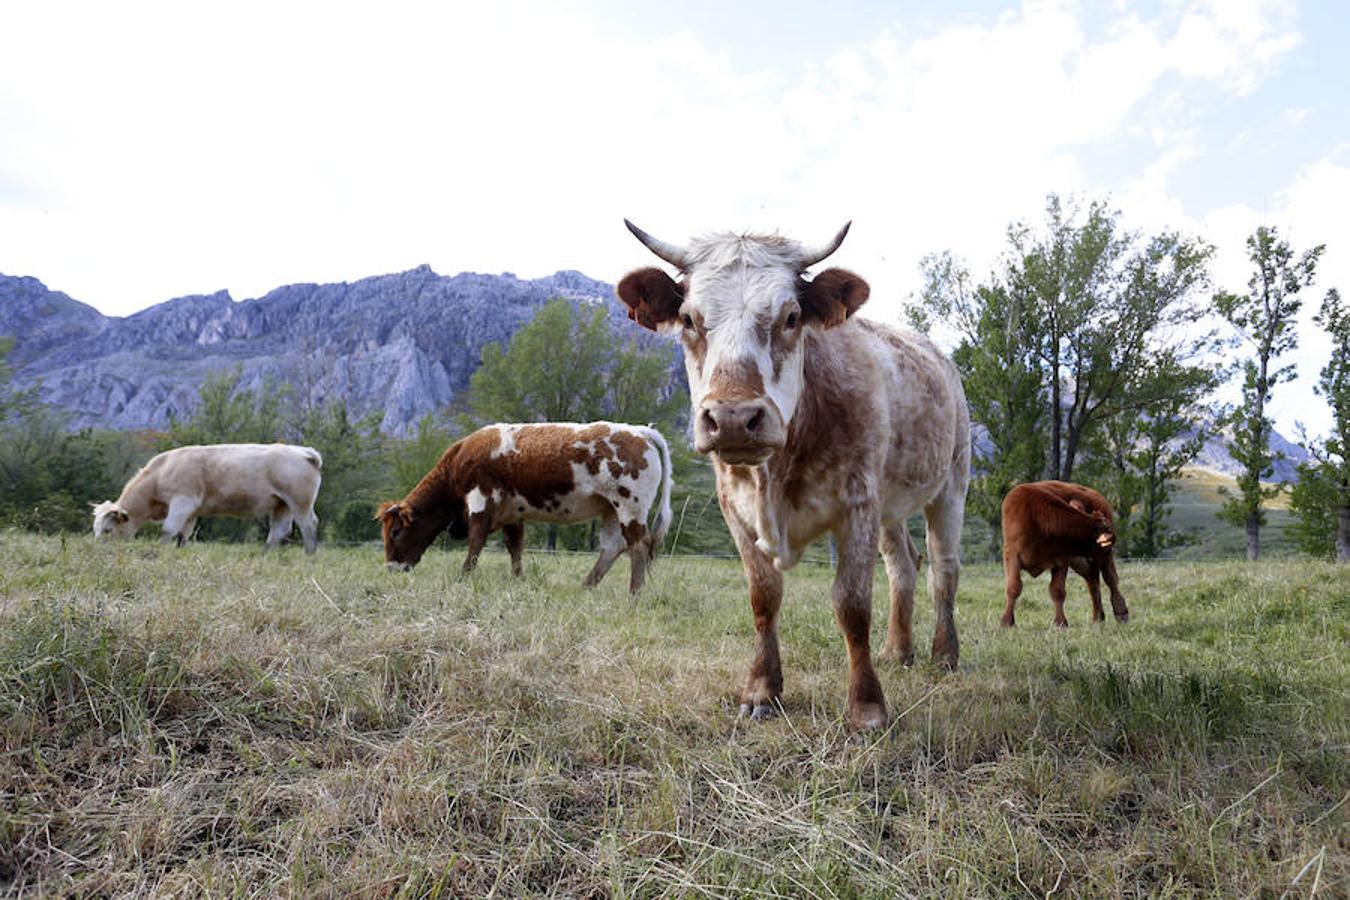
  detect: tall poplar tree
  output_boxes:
[1215,226,1325,560]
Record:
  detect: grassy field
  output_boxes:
[1,532,1346,897]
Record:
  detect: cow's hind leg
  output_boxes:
[582,512,625,588]
[925,486,965,670]
[266,502,294,550]
[1101,553,1129,622]
[1048,564,1070,628]
[622,521,651,595]
[879,522,918,665]
[1002,550,1023,628]
[502,523,525,576]
[297,510,318,555]
[729,519,784,721]
[1069,557,1105,623]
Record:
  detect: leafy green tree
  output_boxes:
[389,413,456,496]
[1290,287,1350,560]
[165,368,289,447]
[913,196,1218,555]
[0,339,146,530]
[1008,195,1216,480]
[1080,355,1218,557]
[911,254,1045,556]
[466,298,610,425]
[1215,226,1325,559]
[294,399,386,533]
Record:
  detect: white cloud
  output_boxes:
[2,0,1332,438]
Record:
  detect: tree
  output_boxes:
[1079,355,1218,557]
[1008,195,1216,481]
[165,368,289,447]
[1215,226,1325,559]
[910,254,1045,556]
[294,398,386,533]
[1290,287,1350,560]
[465,298,611,424]
[912,196,1218,556]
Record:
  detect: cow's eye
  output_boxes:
[784,311,799,329]
[682,313,695,330]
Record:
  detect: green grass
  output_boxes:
[2,532,1346,896]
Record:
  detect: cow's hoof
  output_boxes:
[739,701,779,722]
[1116,612,1130,624]
[848,702,888,731]
[1000,617,1015,629]
[1054,619,1069,629]
[878,645,915,667]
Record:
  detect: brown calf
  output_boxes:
[1001,480,1129,628]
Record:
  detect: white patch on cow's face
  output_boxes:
[674,236,811,429]
[465,487,489,515]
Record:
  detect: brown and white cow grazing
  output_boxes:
[618,221,970,730]
[1000,480,1129,628]
[377,422,673,594]
[92,443,322,553]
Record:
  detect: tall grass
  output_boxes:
[1,531,1345,896]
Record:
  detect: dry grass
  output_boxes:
[1,531,1347,897]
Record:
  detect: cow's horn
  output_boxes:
[624,219,691,270]
[799,221,852,269]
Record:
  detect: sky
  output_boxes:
[1,0,1347,438]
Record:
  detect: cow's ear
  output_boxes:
[376,501,412,527]
[800,268,869,327]
[114,509,130,524]
[617,267,684,331]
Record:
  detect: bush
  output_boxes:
[335,499,382,543]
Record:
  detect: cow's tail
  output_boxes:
[644,425,674,558]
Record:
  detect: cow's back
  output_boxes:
[152,444,321,509]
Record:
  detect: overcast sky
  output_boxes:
[2,1,1346,438]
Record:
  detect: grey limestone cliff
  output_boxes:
[1,266,659,435]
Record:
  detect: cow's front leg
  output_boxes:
[462,515,490,575]
[729,521,784,720]
[161,497,198,547]
[833,508,886,730]
[502,523,524,577]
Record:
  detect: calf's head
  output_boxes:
[618,221,868,466]
[1069,498,1115,549]
[91,501,135,539]
[376,500,464,571]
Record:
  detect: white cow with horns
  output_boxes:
[617,220,970,730]
[92,443,323,553]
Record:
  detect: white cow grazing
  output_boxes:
[92,443,323,553]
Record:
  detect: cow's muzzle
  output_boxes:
[695,398,785,465]
[386,561,413,573]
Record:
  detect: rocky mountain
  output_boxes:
[0,268,1313,480]
[1,267,670,436]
